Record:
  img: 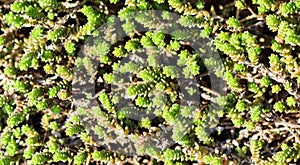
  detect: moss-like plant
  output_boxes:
[0,0,300,164]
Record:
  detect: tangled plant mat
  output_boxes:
[0,0,300,164]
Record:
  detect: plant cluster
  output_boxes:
[0,0,300,164]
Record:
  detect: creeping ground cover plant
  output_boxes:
[0,0,300,164]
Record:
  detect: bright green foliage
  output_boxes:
[126,83,152,96]
[12,128,22,139]
[229,111,244,127]
[56,65,72,80]
[70,115,80,123]
[38,0,58,10]
[135,96,150,108]
[187,60,200,76]
[110,0,120,4]
[49,122,59,130]
[98,92,114,112]
[11,2,25,13]
[250,140,263,160]
[13,80,29,93]
[92,150,112,162]
[269,54,281,72]
[26,6,42,19]
[125,38,140,52]
[224,72,240,90]
[248,82,260,93]
[273,143,298,163]
[235,0,247,9]
[5,12,26,28]
[47,12,55,20]
[0,132,12,146]
[283,82,292,91]
[200,27,212,38]
[0,157,10,165]
[53,151,70,162]
[271,85,281,94]
[23,146,36,159]
[251,105,262,122]
[253,0,276,14]
[41,50,53,62]
[285,30,300,46]
[177,50,189,66]
[260,76,271,87]
[82,132,93,143]
[64,42,76,55]
[112,46,127,57]
[28,88,43,102]
[234,63,247,73]
[196,0,205,9]
[271,40,282,52]
[0,97,5,108]
[215,41,242,61]
[58,91,68,99]
[273,101,285,113]
[173,133,195,148]
[81,5,105,34]
[48,86,61,98]
[30,153,51,165]
[163,149,184,161]
[18,53,37,71]
[167,0,184,13]
[137,69,161,81]
[2,103,14,114]
[226,17,241,29]
[152,31,166,47]
[13,127,22,139]
[275,21,289,43]
[266,15,281,31]
[203,155,222,165]
[6,140,18,156]
[217,31,230,41]
[169,40,181,51]
[236,100,248,112]
[7,114,24,127]
[0,36,5,45]
[48,28,65,42]
[74,151,87,165]
[248,47,261,65]
[163,66,179,79]
[4,67,17,76]
[286,96,296,108]
[65,124,84,136]
[35,100,48,111]
[25,137,37,145]
[51,105,61,114]
[140,35,154,47]
[139,117,151,128]
[46,137,59,153]
[118,7,135,21]
[279,1,300,15]
[103,73,116,83]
